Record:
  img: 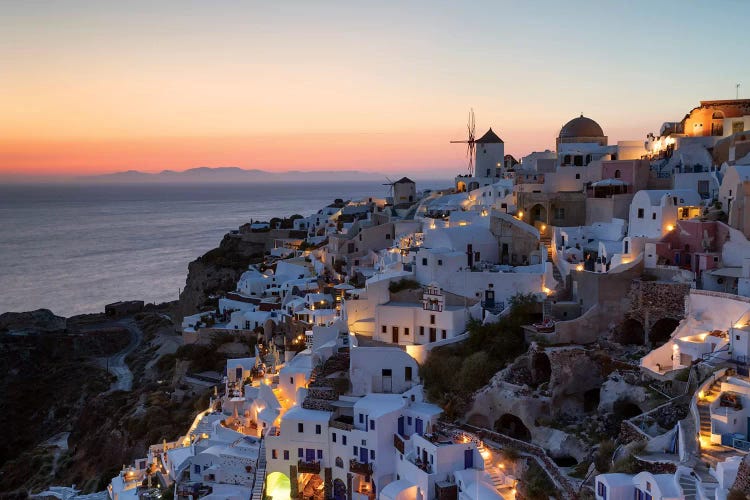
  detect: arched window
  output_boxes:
[335,457,343,468]
[614,169,621,179]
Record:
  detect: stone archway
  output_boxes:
[530,352,552,385]
[494,413,532,442]
[266,472,291,500]
[583,388,601,413]
[649,317,679,346]
[530,203,547,223]
[333,478,346,500]
[617,318,645,345]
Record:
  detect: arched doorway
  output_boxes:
[494,413,532,442]
[333,478,346,500]
[266,472,291,500]
[583,388,601,413]
[530,352,552,385]
[617,319,645,345]
[650,318,679,346]
[530,204,547,223]
[613,399,642,420]
[456,181,467,193]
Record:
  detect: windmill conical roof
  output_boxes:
[475,128,503,144]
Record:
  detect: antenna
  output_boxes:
[450,109,477,176]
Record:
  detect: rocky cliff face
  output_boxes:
[0,309,66,333]
[176,233,266,320]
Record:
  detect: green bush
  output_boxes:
[388,278,421,293]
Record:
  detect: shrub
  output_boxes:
[388,278,421,293]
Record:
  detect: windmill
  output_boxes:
[451,109,477,176]
[383,176,396,201]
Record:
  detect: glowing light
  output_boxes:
[576,264,584,272]
[458,221,468,226]
[699,390,705,400]
[540,224,546,231]
[499,463,505,469]
[542,287,552,295]
[517,211,523,218]
[480,449,491,459]
[666,224,674,232]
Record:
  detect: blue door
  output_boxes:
[464,449,473,469]
[415,418,423,435]
[398,416,404,436]
[306,449,315,462]
[360,447,368,463]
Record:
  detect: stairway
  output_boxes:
[251,439,267,500]
[696,376,743,467]
[677,475,697,500]
[478,443,506,491]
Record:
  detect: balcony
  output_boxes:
[394,433,406,454]
[297,459,321,474]
[349,459,373,476]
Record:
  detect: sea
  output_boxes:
[0,181,449,317]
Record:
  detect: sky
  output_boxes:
[2,0,749,179]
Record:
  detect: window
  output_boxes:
[353,446,358,455]
[316,424,321,435]
[407,416,412,425]
[298,448,304,458]
[272,449,278,459]
[405,366,412,381]
[290,377,294,384]
[370,420,375,430]
[554,207,565,219]
[342,435,347,445]
[359,413,364,423]
[298,423,304,433]
[430,314,435,325]
[637,208,644,218]
[575,173,580,179]
[420,326,424,335]
[438,259,443,266]
[614,169,621,178]
[404,327,410,336]
[381,325,387,333]
[332,432,337,443]
[442,329,447,339]
[597,481,606,498]
[652,212,656,220]
[335,457,343,468]
[194,464,201,474]
[317,450,323,459]
[737,335,741,341]
[370,449,375,460]
[422,258,428,265]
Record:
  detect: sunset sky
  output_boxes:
[2,0,749,179]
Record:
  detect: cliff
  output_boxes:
[176,229,305,320]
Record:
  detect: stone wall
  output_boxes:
[618,421,649,445]
[732,454,750,493]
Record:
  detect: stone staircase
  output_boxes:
[697,376,743,467]
[677,474,697,500]
[251,438,267,500]
[478,442,506,492]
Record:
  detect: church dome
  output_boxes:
[559,115,604,139]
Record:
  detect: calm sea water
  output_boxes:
[0,181,447,316]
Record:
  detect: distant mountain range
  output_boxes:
[77,167,389,183]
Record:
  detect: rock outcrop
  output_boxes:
[0,309,66,333]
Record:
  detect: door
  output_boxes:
[464,448,474,469]
[415,418,423,435]
[359,447,368,464]
[392,327,398,343]
[306,449,315,463]
[235,366,243,381]
[429,328,436,343]
[382,369,392,393]
[398,416,405,437]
